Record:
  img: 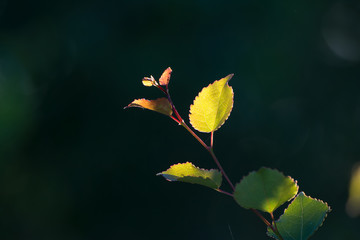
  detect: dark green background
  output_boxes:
[1,0,360,239]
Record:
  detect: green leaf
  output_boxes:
[157,162,222,189]
[233,167,298,213]
[189,74,234,133]
[124,97,173,116]
[267,192,331,240]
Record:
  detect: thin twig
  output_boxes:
[211,131,214,149]
[208,149,235,191]
[251,209,274,231]
[217,189,233,197]
[170,115,181,124]
[270,212,283,240]
[166,88,183,123]
[181,121,209,150]
[180,121,235,191]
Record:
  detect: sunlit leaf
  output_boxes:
[267,192,331,240]
[159,67,172,86]
[234,167,298,213]
[124,98,173,116]
[142,75,157,87]
[157,162,222,189]
[189,74,234,133]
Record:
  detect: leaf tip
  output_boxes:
[226,73,234,82]
[299,191,332,212]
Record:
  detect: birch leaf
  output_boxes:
[159,67,172,86]
[267,192,331,240]
[125,97,173,116]
[142,75,157,87]
[234,167,298,213]
[189,74,234,133]
[157,162,222,189]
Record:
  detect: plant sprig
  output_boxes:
[125,67,331,240]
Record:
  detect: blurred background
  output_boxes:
[0,0,360,239]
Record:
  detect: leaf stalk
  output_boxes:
[270,212,283,240]
[217,189,233,197]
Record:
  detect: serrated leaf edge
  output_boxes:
[189,74,234,133]
[157,162,221,178]
[266,191,332,240]
[234,167,299,210]
[156,162,222,188]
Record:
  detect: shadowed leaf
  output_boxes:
[234,167,298,213]
[267,192,331,240]
[125,97,173,116]
[189,74,234,133]
[157,162,222,189]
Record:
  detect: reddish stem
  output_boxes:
[158,84,183,123]
[181,121,209,151]
[217,189,233,197]
[167,92,183,123]
[270,212,283,240]
[170,115,181,124]
[208,148,235,191]
[251,209,276,231]
[156,85,167,95]
[180,121,235,191]
[211,131,214,149]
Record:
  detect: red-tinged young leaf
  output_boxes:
[159,67,172,86]
[142,75,157,87]
[125,97,173,116]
